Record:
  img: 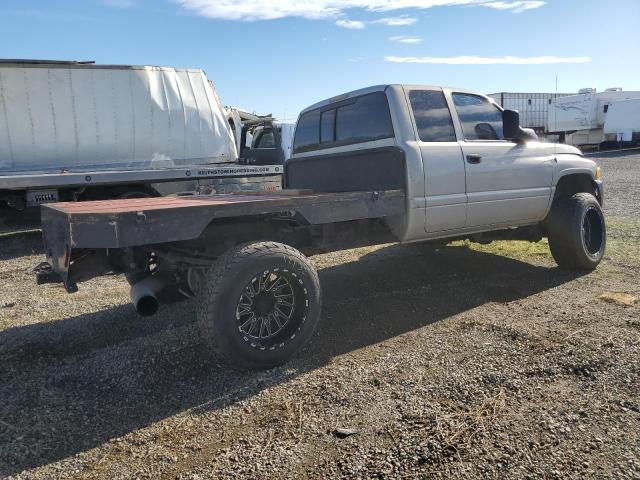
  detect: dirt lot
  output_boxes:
[1,152,638,479]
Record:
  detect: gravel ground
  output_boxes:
[1,151,639,479]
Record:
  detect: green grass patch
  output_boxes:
[452,238,551,261]
[448,217,639,269]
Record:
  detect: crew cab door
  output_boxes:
[448,91,553,228]
[404,88,467,233]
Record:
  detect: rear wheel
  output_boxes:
[546,193,606,271]
[197,241,321,370]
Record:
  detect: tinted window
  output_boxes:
[293,110,320,151]
[409,90,456,142]
[321,109,335,143]
[335,92,394,143]
[293,92,394,153]
[453,93,504,141]
[255,130,275,148]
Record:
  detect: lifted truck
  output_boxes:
[37,85,606,369]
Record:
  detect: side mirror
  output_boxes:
[502,109,538,142]
[502,109,521,139]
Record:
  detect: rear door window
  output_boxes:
[452,93,504,141]
[409,90,457,142]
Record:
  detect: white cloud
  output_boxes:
[175,1,546,22]
[389,35,422,44]
[336,19,366,29]
[373,15,418,26]
[482,1,545,12]
[385,55,591,64]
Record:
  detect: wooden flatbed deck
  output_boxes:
[46,193,300,215]
[42,190,405,249]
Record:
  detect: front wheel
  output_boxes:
[546,193,606,271]
[197,241,322,370]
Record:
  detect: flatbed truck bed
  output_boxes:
[40,189,405,292]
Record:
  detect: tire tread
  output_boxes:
[196,241,319,369]
[546,192,605,271]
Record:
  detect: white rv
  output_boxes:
[547,88,640,147]
[603,98,640,144]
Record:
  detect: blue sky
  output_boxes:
[1,0,638,121]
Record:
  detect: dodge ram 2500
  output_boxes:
[37,84,605,369]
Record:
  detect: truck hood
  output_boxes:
[525,141,583,157]
[548,143,583,156]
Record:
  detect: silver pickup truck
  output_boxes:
[37,84,605,369]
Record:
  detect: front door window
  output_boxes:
[452,93,504,141]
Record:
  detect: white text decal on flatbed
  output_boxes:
[196,166,280,176]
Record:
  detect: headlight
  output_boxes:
[595,166,602,180]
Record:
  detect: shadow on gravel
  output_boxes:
[0,244,582,476]
[0,230,44,261]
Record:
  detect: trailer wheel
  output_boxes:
[546,193,606,271]
[197,241,321,370]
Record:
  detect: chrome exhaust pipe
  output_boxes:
[130,275,164,317]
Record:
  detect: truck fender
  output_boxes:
[543,169,600,219]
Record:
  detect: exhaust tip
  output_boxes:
[135,296,159,317]
[130,275,164,317]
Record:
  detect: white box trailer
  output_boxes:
[0,60,281,213]
[603,98,640,144]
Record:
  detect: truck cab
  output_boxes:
[244,122,295,165]
[226,107,295,165]
[287,84,603,243]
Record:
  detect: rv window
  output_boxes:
[452,93,505,141]
[604,105,609,113]
[409,90,456,142]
